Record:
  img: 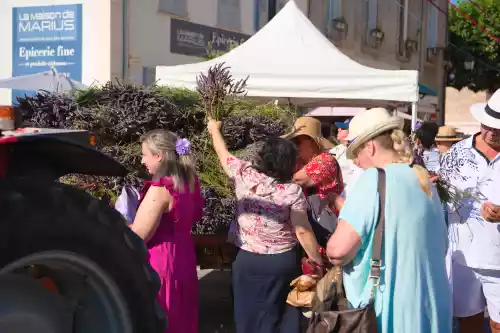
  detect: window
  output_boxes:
[307,0,325,31]
[254,0,286,31]
[217,0,241,31]
[256,0,268,30]
[427,4,438,48]
[158,0,187,17]
[327,0,342,21]
[366,0,378,35]
[277,0,287,11]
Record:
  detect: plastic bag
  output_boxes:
[115,185,140,224]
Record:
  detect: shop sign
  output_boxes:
[170,18,250,57]
[11,4,82,103]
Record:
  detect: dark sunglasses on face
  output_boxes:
[481,124,500,134]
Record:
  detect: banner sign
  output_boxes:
[11,4,82,103]
[170,18,250,57]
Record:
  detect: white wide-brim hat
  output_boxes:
[346,107,404,159]
[470,89,500,129]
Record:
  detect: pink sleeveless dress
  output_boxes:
[140,176,203,333]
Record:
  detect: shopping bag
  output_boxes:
[115,185,140,224]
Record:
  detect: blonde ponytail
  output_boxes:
[377,129,432,198]
[390,129,413,164]
[178,154,197,192]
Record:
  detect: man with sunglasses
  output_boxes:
[439,89,500,333]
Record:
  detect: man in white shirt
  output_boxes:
[439,89,500,333]
[330,120,362,197]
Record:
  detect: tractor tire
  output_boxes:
[0,178,166,333]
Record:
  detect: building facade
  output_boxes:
[0,0,447,106]
[306,0,447,90]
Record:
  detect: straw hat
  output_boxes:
[282,116,333,150]
[470,88,500,129]
[435,126,462,142]
[346,108,404,159]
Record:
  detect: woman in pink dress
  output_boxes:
[131,129,203,333]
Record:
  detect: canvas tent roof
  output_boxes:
[306,107,424,122]
[156,1,418,106]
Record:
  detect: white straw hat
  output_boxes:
[470,89,500,129]
[346,108,404,159]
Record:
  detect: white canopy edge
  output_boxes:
[156,1,419,106]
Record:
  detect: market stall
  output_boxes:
[156,0,420,268]
[156,1,419,109]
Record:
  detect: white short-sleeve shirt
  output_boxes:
[330,144,362,197]
[439,134,500,270]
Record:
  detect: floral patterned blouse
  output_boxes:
[225,155,307,254]
[302,152,344,199]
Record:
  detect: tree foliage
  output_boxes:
[447,0,500,92]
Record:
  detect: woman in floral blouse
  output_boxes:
[207,119,323,333]
[283,117,344,246]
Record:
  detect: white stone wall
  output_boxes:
[445,87,487,134]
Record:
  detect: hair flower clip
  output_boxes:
[175,138,191,156]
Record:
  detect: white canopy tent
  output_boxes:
[307,107,424,122]
[156,1,419,125]
[0,68,87,93]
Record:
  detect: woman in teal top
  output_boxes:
[326,108,452,333]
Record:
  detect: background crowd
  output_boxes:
[125,88,500,333]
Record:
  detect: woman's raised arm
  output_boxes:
[207,119,232,175]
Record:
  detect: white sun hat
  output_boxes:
[346,107,404,159]
[470,89,500,129]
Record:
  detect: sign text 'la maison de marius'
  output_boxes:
[170,19,250,58]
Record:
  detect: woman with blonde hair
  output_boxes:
[326,108,452,333]
[131,129,204,333]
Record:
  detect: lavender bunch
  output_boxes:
[196,62,248,120]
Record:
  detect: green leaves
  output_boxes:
[448,0,500,92]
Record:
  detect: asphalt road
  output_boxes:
[197,269,491,333]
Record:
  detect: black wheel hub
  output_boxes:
[0,251,133,333]
[0,274,73,333]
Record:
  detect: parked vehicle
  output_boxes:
[0,124,166,333]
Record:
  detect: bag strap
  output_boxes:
[369,168,386,297]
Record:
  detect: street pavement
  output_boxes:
[198,269,235,333]
[197,269,491,333]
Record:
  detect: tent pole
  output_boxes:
[411,102,418,130]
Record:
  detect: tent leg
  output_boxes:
[411,102,418,131]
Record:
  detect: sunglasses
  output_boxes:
[481,124,500,134]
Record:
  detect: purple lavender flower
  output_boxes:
[175,138,191,156]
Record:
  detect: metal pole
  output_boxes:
[403,0,409,40]
[437,1,448,126]
[121,0,129,80]
[418,0,426,74]
[411,102,418,130]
